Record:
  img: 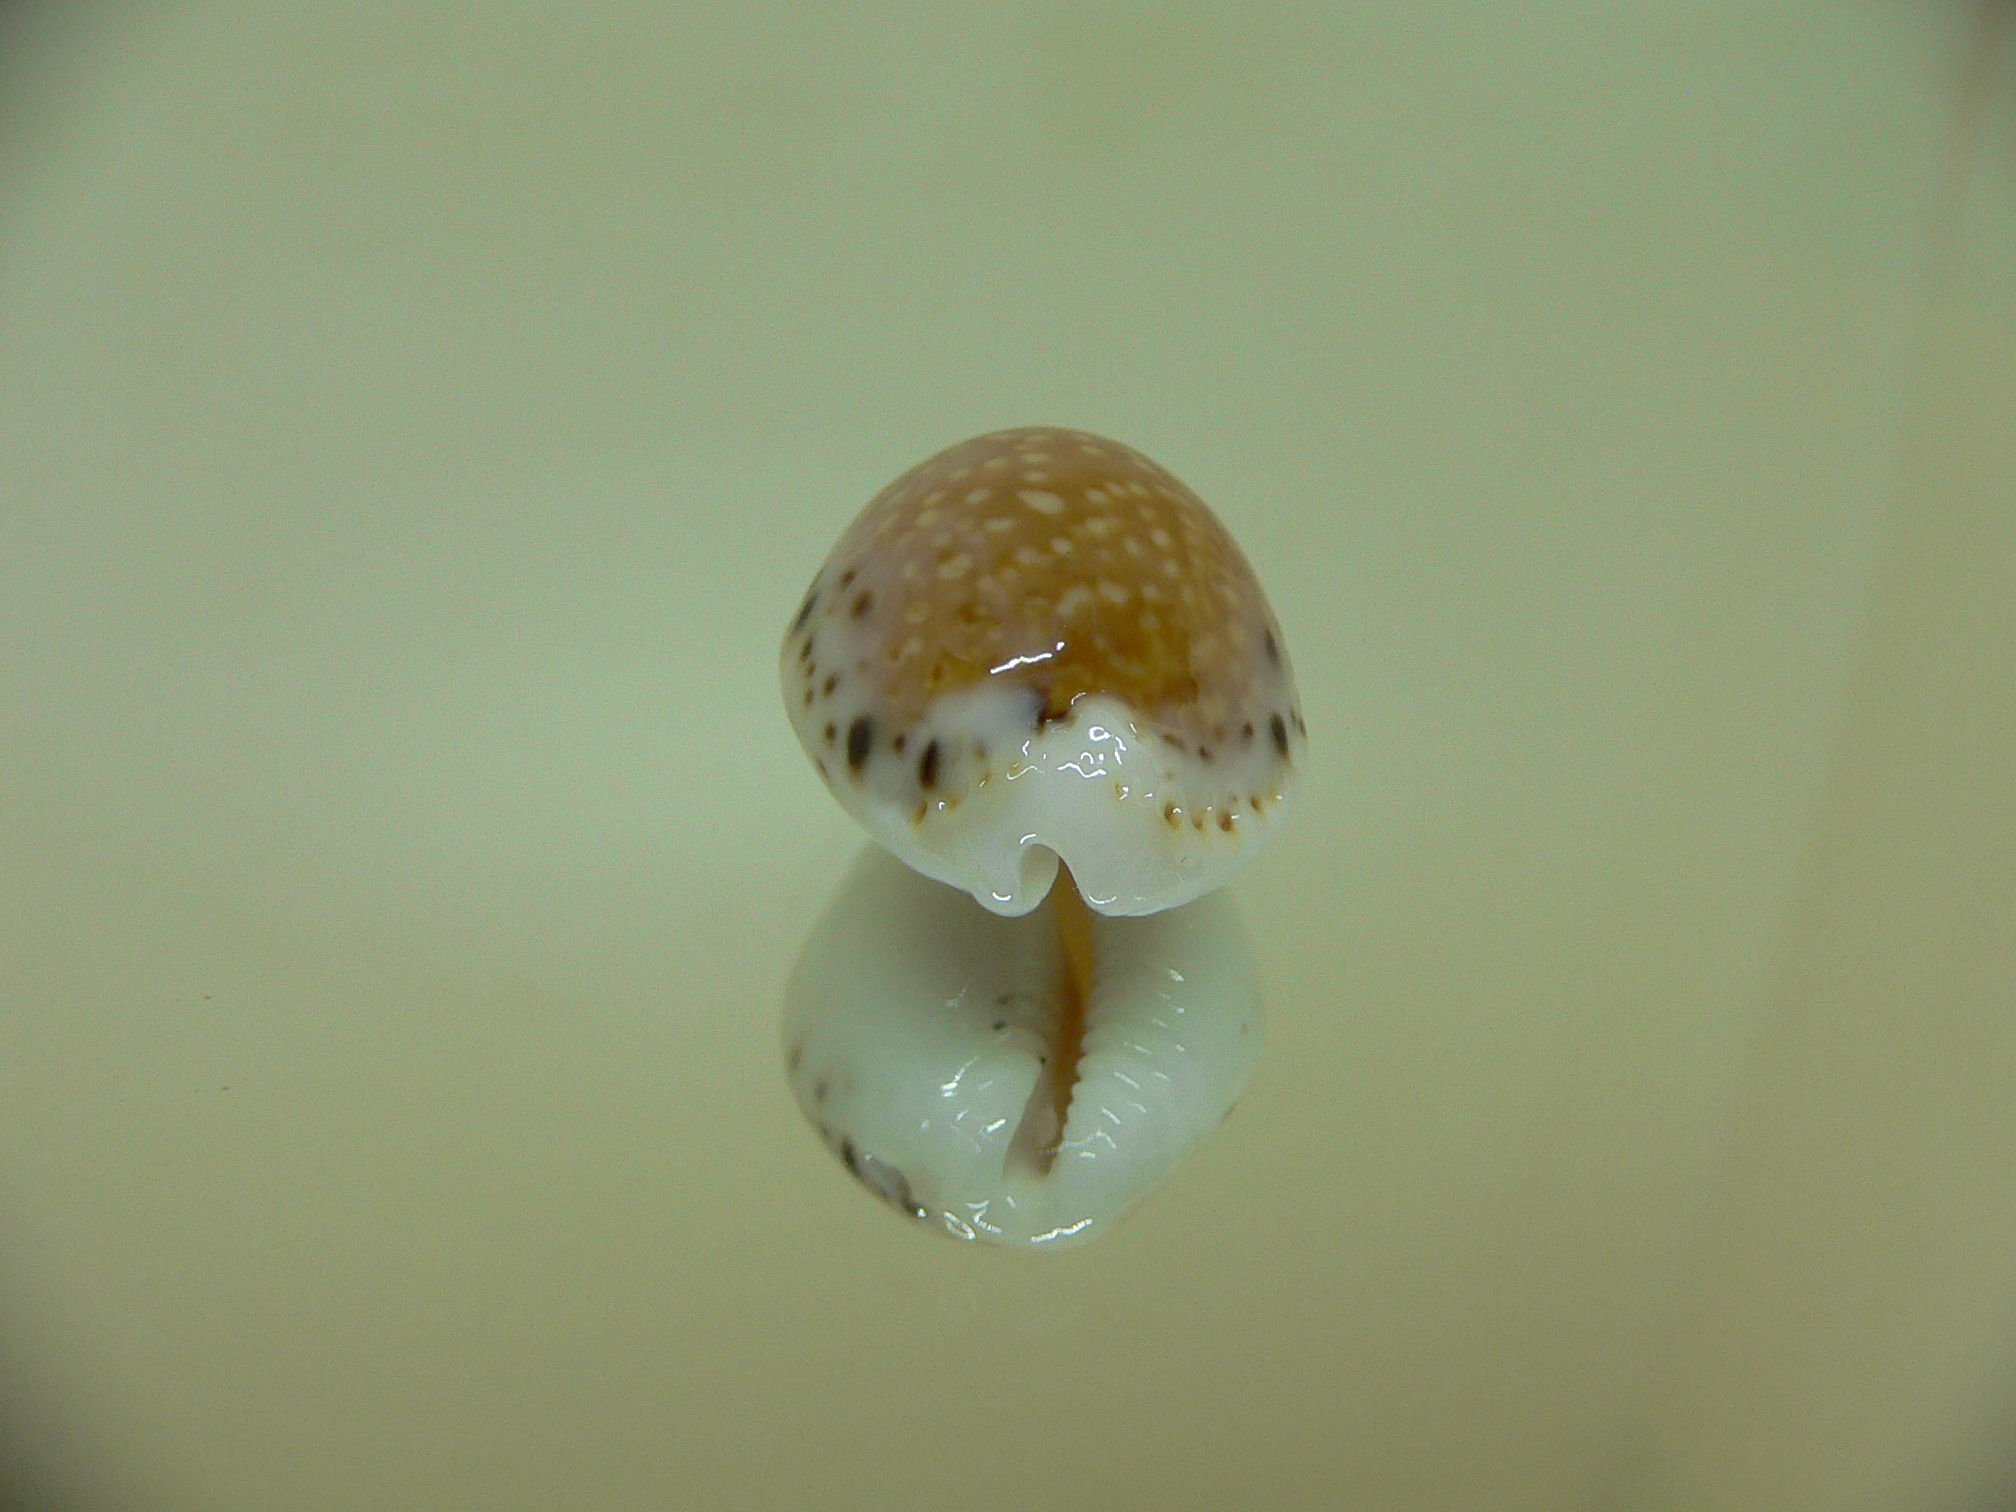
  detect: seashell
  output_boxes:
[780,427,1302,918]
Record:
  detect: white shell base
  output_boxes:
[852,691,1294,918]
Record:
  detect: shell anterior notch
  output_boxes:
[782,427,1303,917]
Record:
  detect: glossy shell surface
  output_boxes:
[782,427,1303,915]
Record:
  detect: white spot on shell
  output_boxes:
[938,553,973,580]
[1019,490,1066,516]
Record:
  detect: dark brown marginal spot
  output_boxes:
[893,733,907,754]
[823,722,836,744]
[918,738,940,790]
[847,717,874,772]
[851,590,873,619]
[886,1167,927,1221]
[1243,721,1255,741]
[838,568,857,590]
[793,587,819,634]
[1263,628,1280,665]
[822,673,837,695]
[1270,714,1289,758]
[1034,683,1081,731]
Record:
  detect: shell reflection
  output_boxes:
[783,846,1262,1249]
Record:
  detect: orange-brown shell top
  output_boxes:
[806,427,1286,746]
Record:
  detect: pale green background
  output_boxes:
[2,4,2013,1510]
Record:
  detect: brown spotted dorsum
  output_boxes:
[781,426,1303,918]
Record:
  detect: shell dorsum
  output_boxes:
[781,427,1304,916]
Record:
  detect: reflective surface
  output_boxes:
[782,846,1261,1249]
[1,5,2012,1510]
